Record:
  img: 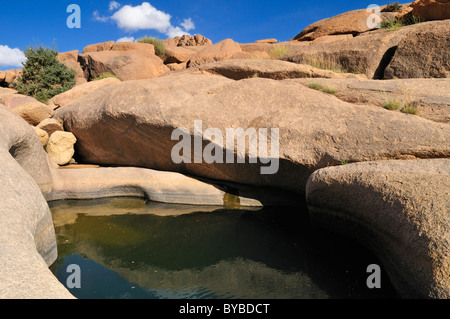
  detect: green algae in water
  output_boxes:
[50,197,399,299]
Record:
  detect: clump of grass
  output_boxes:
[137,36,166,59]
[92,73,120,81]
[384,98,402,110]
[382,2,402,12]
[308,82,337,95]
[401,102,418,115]
[340,161,349,165]
[384,98,418,115]
[380,18,404,31]
[302,54,365,74]
[269,45,290,59]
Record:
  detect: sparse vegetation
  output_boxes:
[93,73,120,81]
[308,82,337,95]
[269,45,290,59]
[12,46,76,103]
[380,18,404,31]
[382,2,402,12]
[384,98,418,115]
[341,161,349,165]
[137,36,166,59]
[384,98,402,110]
[303,54,364,74]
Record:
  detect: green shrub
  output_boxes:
[382,2,402,12]
[13,46,76,103]
[137,36,166,59]
[92,73,120,81]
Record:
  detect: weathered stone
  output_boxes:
[399,0,450,21]
[165,34,213,47]
[36,118,64,137]
[49,77,121,109]
[306,159,450,298]
[46,131,77,166]
[188,39,243,67]
[12,101,55,126]
[82,41,115,53]
[190,59,366,80]
[33,126,49,147]
[284,77,450,123]
[283,23,418,79]
[0,93,36,109]
[55,73,449,194]
[291,9,374,41]
[384,20,450,79]
[0,105,73,299]
[255,39,278,44]
[79,49,169,81]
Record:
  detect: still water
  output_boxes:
[49,197,399,299]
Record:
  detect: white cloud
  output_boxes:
[96,2,194,38]
[180,18,195,32]
[0,45,26,68]
[109,1,121,11]
[111,2,172,33]
[93,10,110,22]
[117,36,135,43]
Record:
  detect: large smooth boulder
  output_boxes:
[48,77,121,109]
[0,105,72,298]
[283,23,416,79]
[306,159,450,299]
[291,9,375,41]
[55,73,450,194]
[384,20,450,79]
[187,39,243,67]
[12,101,55,126]
[78,41,169,81]
[189,59,366,80]
[284,78,450,123]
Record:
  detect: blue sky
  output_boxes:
[1,0,392,70]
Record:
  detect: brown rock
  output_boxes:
[255,39,278,44]
[55,73,450,194]
[188,39,243,67]
[191,59,366,80]
[11,101,55,126]
[283,23,418,79]
[164,46,198,64]
[0,94,37,109]
[384,20,450,79]
[36,118,64,137]
[82,41,115,53]
[306,159,450,298]
[79,49,169,81]
[400,0,450,21]
[166,34,213,47]
[49,77,121,109]
[111,42,155,54]
[166,62,188,71]
[292,9,374,42]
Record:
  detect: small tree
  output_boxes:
[13,46,76,103]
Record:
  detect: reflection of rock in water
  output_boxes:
[51,197,262,228]
[76,241,327,299]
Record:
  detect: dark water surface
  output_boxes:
[49,197,399,299]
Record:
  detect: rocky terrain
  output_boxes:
[0,0,449,299]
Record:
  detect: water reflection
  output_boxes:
[50,198,399,299]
